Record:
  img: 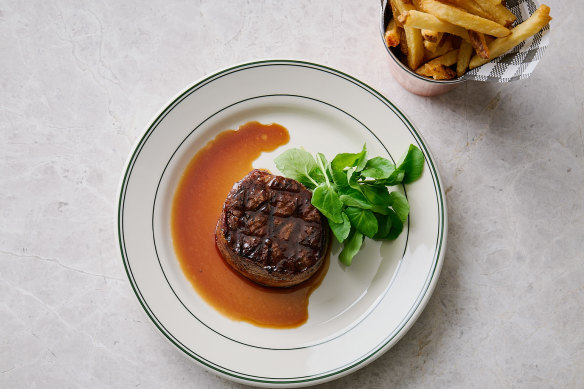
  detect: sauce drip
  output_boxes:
[171,121,329,328]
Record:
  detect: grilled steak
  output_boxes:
[215,169,329,287]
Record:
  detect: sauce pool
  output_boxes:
[171,121,329,328]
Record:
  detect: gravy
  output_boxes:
[171,121,329,328]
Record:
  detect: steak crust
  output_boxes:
[215,169,329,287]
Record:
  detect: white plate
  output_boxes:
[117,60,447,387]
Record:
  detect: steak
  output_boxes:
[215,169,329,287]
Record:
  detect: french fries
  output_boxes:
[456,40,474,76]
[385,18,401,47]
[468,30,490,59]
[398,10,471,42]
[399,28,409,56]
[469,4,552,69]
[390,0,425,70]
[416,49,459,79]
[422,29,442,43]
[444,0,495,22]
[473,0,516,26]
[423,39,440,53]
[420,0,511,37]
[383,0,551,80]
[424,35,454,60]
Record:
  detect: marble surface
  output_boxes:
[1,0,582,387]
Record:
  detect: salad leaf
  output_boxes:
[389,191,410,223]
[316,152,333,183]
[275,143,424,266]
[331,166,349,189]
[361,157,396,179]
[373,208,403,240]
[373,212,392,240]
[339,189,373,209]
[361,184,392,207]
[274,148,321,189]
[331,144,367,172]
[339,229,364,266]
[378,168,405,186]
[345,206,378,238]
[311,184,344,223]
[398,144,425,184]
[384,208,403,240]
[346,166,362,192]
[308,165,326,186]
[329,211,351,243]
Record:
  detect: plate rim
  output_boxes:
[116,59,447,386]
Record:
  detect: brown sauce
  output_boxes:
[171,121,329,328]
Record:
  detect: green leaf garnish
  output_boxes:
[398,144,425,184]
[388,191,410,223]
[345,207,378,238]
[311,184,344,224]
[339,229,364,266]
[331,144,367,172]
[361,184,392,207]
[329,212,351,243]
[274,148,321,189]
[339,189,373,209]
[361,157,396,179]
[276,144,424,265]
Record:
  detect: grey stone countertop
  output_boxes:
[1,0,582,387]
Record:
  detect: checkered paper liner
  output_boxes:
[460,0,551,82]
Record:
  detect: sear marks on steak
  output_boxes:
[215,169,329,287]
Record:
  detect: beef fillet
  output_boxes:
[215,169,329,287]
